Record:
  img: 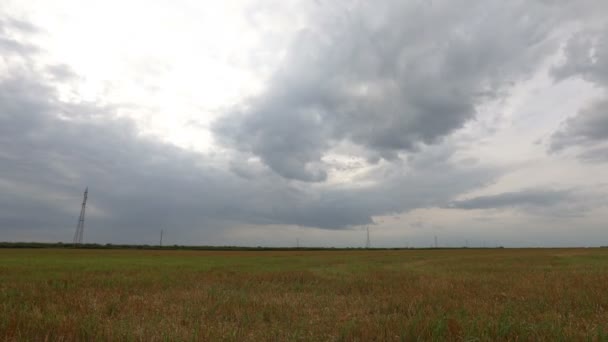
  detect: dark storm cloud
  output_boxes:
[448,189,572,210]
[0,73,496,233]
[0,21,498,241]
[214,0,592,181]
[0,62,497,241]
[2,1,607,243]
[0,77,495,239]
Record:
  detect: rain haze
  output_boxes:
[1,0,608,247]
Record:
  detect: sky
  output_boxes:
[1,0,607,247]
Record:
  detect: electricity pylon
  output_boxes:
[73,187,88,245]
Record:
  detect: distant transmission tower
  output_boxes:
[73,187,88,245]
[365,226,371,249]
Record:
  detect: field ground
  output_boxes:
[1,248,608,341]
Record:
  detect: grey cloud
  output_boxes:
[214,102,329,182]
[448,189,572,210]
[550,26,608,156]
[550,99,608,151]
[552,30,608,85]
[215,0,589,181]
[579,146,608,163]
[0,18,38,34]
[0,36,38,55]
[0,18,39,55]
[3,2,607,245]
[0,85,496,238]
[45,64,78,81]
[0,34,499,241]
[447,188,604,218]
[0,74,252,238]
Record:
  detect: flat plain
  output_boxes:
[1,248,607,341]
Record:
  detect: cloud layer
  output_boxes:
[214,0,596,181]
[550,25,608,158]
[1,1,608,246]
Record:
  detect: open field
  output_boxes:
[1,248,608,341]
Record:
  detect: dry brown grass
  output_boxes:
[1,248,607,341]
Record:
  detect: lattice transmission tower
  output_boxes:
[73,187,88,245]
[365,226,371,249]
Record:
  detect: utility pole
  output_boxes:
[160,229,164,248]
[434,236,438,248]
[73,187,88,246]
[365,226,371,249]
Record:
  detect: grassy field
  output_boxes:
[1,248,607,341]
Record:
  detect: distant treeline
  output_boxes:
[0,242,413,251]
[0,242,509,251]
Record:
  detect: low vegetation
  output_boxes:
[1,248,607,341]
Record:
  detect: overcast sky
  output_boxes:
[1,0,607,247]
